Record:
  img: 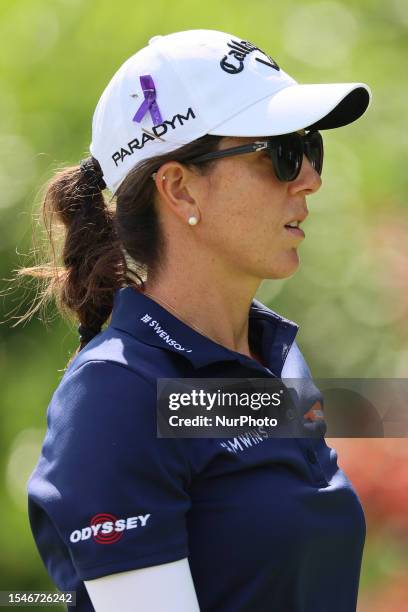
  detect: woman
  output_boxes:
[26,29,371,611]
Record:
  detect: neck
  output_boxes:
[142,261,261,359]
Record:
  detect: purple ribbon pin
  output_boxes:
[132,74,163,127]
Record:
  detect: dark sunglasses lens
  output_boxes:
[270,134,303,181]
[306,131,324,175]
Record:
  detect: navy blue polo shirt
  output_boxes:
[27,286,365,612]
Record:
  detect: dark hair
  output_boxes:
[7,134,223,365]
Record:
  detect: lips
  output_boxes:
[284,210,308,237]
[284,211,308,229]
[284,225,305,238]
[284,220,301,229]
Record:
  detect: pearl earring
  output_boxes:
[188,216,199,226]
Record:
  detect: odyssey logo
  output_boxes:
[69,512,151,545]
[112,107,196,166]
[220,39,280,75]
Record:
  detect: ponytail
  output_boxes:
[52,158,128,351]
[7,157,131,363]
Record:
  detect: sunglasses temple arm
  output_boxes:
[186,142,266,165]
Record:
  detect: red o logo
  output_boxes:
[90,513,124,545]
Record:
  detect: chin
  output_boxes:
[265,251,300,279]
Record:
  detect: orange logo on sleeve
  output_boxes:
[304,401,325,422]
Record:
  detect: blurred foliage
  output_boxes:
[0,0,407,609]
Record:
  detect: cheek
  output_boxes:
[197,163,299,279]
[205,166,286,243]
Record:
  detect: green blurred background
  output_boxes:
[1,0,407,609]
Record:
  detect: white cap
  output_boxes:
[90,29,371,193]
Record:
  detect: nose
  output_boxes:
[288,154,322,196]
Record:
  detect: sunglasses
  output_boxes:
[185,130,324,182]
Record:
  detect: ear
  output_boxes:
[153,161,202,225]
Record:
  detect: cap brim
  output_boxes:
[208,82,371,136]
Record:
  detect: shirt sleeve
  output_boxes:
[27,360,192,584]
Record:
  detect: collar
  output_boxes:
[109,286,298,375]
